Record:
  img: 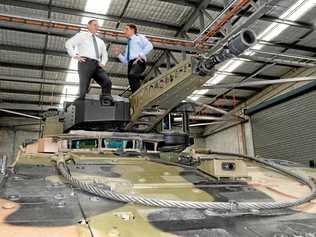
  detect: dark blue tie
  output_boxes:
[127,38,131,62]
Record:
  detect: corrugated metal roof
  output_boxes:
[108,0,129,16]
[0,66,42,78]
[0,0,315,114]
[124,0,193,26]
[0,81,41,92]
[0,29,46,48]
[52,0,87,10]
[0,50,43,66]
[0,4,48,19]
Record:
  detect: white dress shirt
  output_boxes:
[65,31,108,65]
[118,34,153,64]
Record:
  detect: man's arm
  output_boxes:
[100,42,109,66]
[139,35,153,59]
[65,33,82,57]
[118,51,128,64]
[65,33,86,62]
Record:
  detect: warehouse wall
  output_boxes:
[203,67,316,156]
[0,128,40,164]
[0,116,41,164]
[205,122,254,155]
[193,137,206,148]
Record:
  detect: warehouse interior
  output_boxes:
[1,0,316,164]
[0,0,316,236]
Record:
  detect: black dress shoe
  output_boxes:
[100,94,113,106]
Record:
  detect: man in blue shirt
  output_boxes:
[113,24,153,93]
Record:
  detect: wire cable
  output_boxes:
[56,151,316,211]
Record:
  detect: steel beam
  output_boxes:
[1,0,201,34]
[205,0,280,56]
[0,26,199,53]
[203,94,247,101]
[215,70,279,80]
[204,77,316,88]
[152,0,253,78]
[39,0,52,107]
[0,88,72,97]
[0,44,157,66]
[0,108,41,120]
[158,0,315,31]
[258,40,316,54]
[1,14,315,55]
[0,14,200,52]
[190,121,226,127]
[194,0,251,46]
[0,102,57,111]
[186,99,228,115]
[4,43,313,70]
[0,75,129,91]
[173,115,232,121]
[208,27,316,107]
[177,0,212,37]
[144,0,216,82]
[0,62,127,78]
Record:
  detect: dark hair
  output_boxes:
[126,23,138,34]
[88,19,98,25]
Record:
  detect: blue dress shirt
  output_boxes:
[118,34,153,64]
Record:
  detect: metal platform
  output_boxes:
[63,95,130,132]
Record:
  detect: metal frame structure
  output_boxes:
[1,0,316,131]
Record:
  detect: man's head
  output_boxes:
[87,19,99,34]
[124,24,137,38]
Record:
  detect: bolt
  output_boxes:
[108,227,120,237]
[90,196,100,202]
[54,193,65,200]
[56,201,65,208]
[7,195,20,201]
[138,178,146,183]
[2,202,16,209]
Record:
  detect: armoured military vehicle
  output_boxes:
[1,28,316,237]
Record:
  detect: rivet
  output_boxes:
[192,188,202,193]
[12,176,23,181]
[56,201,65,208]
[204,209,215,216]
[7,195,20,201]
[108,227,120,237]
[2,202,16,209]
[54,193,65,200]
[90,196,100,202]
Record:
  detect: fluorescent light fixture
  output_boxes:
[187,89,209,101]
[193,89,209,95]
[187,95,202,101]
[190,0,315,101]
[59,0,112,108]
[253,0,315,51]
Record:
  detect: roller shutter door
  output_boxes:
[251,89,316,166]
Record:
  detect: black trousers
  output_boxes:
[128,58,146,93]
[78,58,112,99]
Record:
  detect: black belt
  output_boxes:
[82,57,99,62]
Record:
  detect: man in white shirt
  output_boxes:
[65,19,112,103]
[113,24,153,93]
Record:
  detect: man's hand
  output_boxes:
[133,56,144,64]
[112,47,122,56]
[99,63,106,68]
[74,54,86,62]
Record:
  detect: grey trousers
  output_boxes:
[78,58,112,99]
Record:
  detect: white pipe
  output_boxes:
[0,108,41,120]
